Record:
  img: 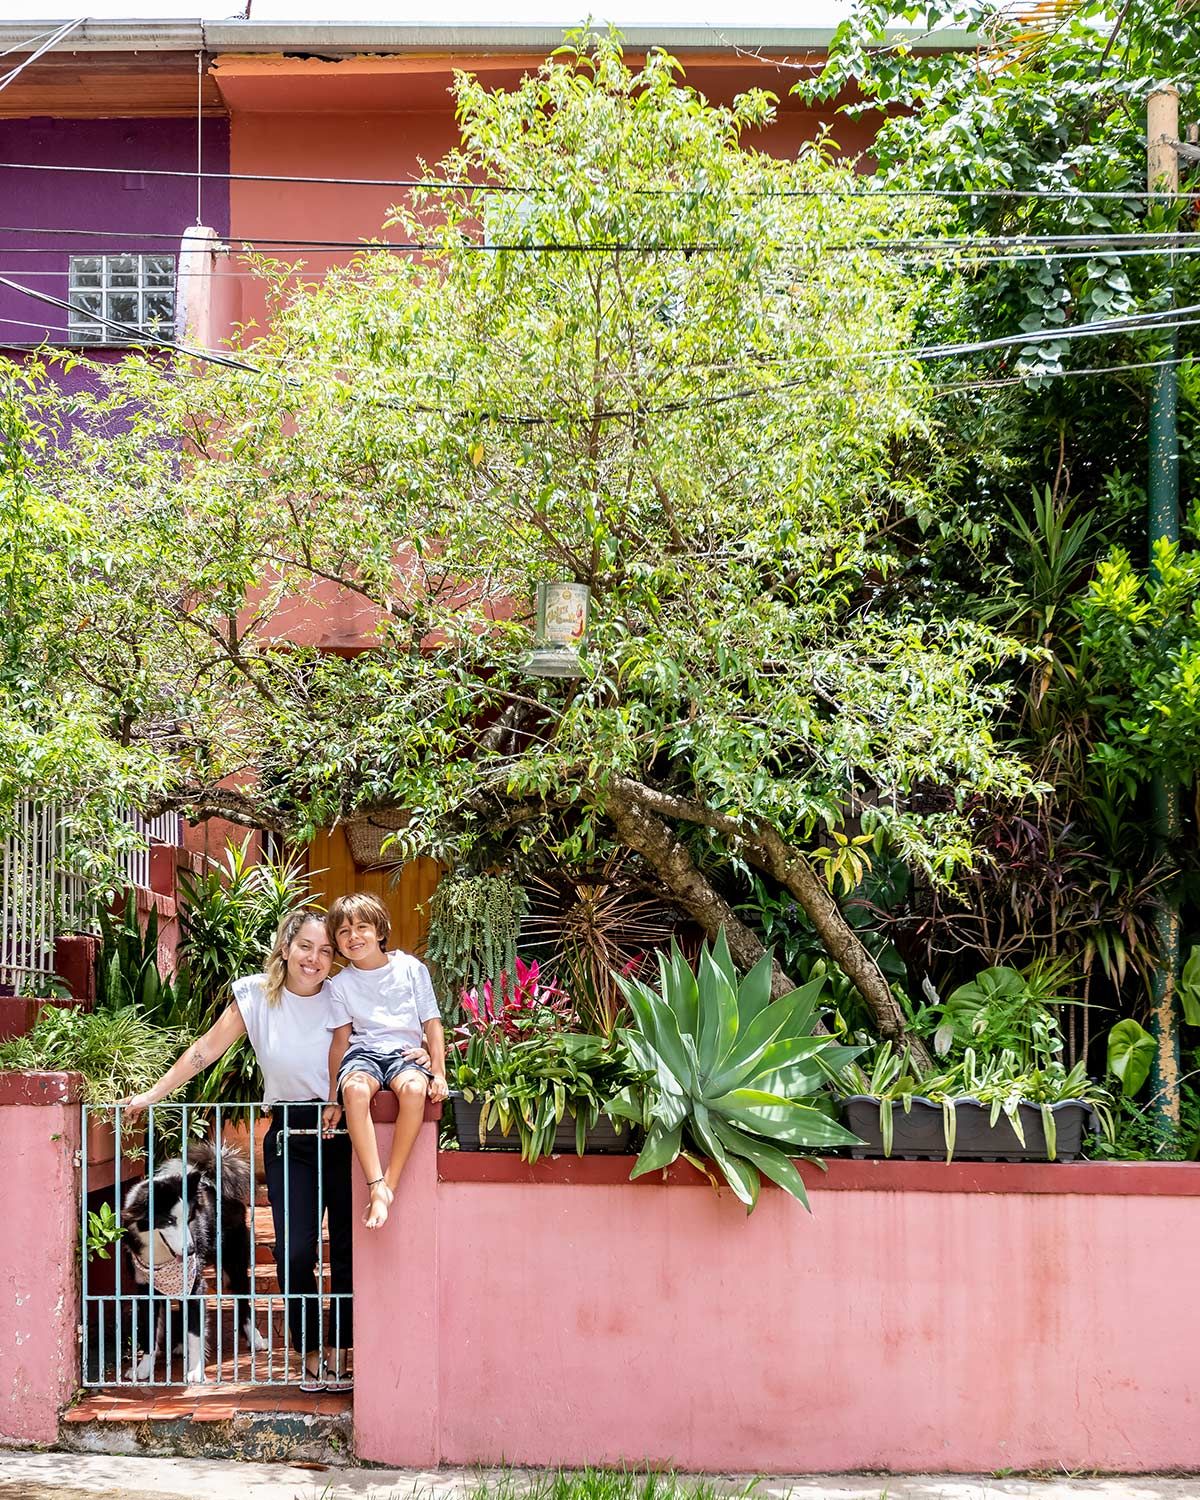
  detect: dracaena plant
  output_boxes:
[610,930,862,1212]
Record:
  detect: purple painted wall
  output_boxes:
[0,117,229,348]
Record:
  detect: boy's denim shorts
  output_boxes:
[338,1044,432,1093]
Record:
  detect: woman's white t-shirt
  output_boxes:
[326,952,440,1053]
[232,974,335,1104]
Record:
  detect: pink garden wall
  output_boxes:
[0,1075,82,1446]
[355,1115,1200,1475]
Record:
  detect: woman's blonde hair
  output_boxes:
[263,906,329,1008]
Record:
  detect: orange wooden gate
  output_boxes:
[305,827,440,958]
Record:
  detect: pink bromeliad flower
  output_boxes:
[456,956,576,1048]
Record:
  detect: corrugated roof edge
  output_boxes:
[0,18,977,54]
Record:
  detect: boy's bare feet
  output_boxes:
[364,1177,393,1229]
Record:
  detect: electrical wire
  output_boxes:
[0,158,1188,202]
[1,221,1199,258]
[4,271,1199,429]
[14,242,1200,273]
[0,27,66,62]
[0,19,85,96]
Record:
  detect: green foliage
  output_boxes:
[1106,1016,1157,1098]
[613,929,862,1211]
[1079,536,1200,791]
[85,1202,125,1261]
[175,839,313,1104]
[424,874,528,1007]
[18,33,1034,908]
[0,1004,181,1104]
[844,1039,1114,1160]
[96,891,194,1028]
[453,1025,642,1162]
[0,361,165,873]
[919,960,1073,1067]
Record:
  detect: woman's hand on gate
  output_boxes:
[121,1092,156,1122]
[322,1103,343,1136]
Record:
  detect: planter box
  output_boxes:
[842,1095,1097,1163]
[86,1111,145,1166]
[450,1095,633,1155]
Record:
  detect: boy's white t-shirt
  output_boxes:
[232,974,335,1104]
[327,951,441,1052]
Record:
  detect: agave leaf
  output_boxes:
[605,1084,646,1124]
[669,948,699,1044]
[623,982,697,1094]
[711,927,737,989]
[736,949,775,1029]
[880,1096,894,1158]
[711,1089,861,1147]
[710,1116,812,1211]
[630,1118,683,1178]
[696,949,734,1076]
[708,1035,831,1096]
[712,979,825,1083]
[691,1102,758,1211]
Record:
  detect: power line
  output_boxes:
[4,273,1198,426]
[0,158,1184,202]
[0,18,84,95]
[937,354,1190,396]
[0,26,65,61]
[1,221,1199,260]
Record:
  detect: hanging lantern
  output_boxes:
[524,581,590,678]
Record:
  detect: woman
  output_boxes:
[125,907,363,1390]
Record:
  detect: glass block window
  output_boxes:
[67,253,176,344]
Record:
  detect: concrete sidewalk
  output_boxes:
[0,1454,1197,1500]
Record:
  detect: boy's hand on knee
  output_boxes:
[428,1072,449,1104]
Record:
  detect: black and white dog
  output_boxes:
[121,1141,263,1382]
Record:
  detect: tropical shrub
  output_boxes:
[0,1003,181,1104]
[611,930,862,1211]
[453,1019,641,1161]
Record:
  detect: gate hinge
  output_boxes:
[73,1149,83,1168]
[76,1322,84,1345]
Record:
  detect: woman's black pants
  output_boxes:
[263,1103,353,1359]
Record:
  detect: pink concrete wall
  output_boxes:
[0,1075,81,1446]
[354,1121,1200,1474]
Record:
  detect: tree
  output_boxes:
[26,35,1038,1049]
[0,357,161,873]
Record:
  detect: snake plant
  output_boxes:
[610,930,862,1211]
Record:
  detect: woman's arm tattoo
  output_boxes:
[187,1042,207,1073]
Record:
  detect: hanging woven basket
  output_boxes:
[343,808,411,870]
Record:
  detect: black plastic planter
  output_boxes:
[842,1095,1097,1162]
[449,1094,634,1154]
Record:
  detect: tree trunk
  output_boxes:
[608,776,931,1069]
[749,825,931,1070]
[604,792,797,998]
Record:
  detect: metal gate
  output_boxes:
[81,1102,352,1387]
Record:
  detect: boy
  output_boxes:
[324,893,448,1230]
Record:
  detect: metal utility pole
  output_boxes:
[1147,84,1182,1128]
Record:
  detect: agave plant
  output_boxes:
[611,930,862,1211]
